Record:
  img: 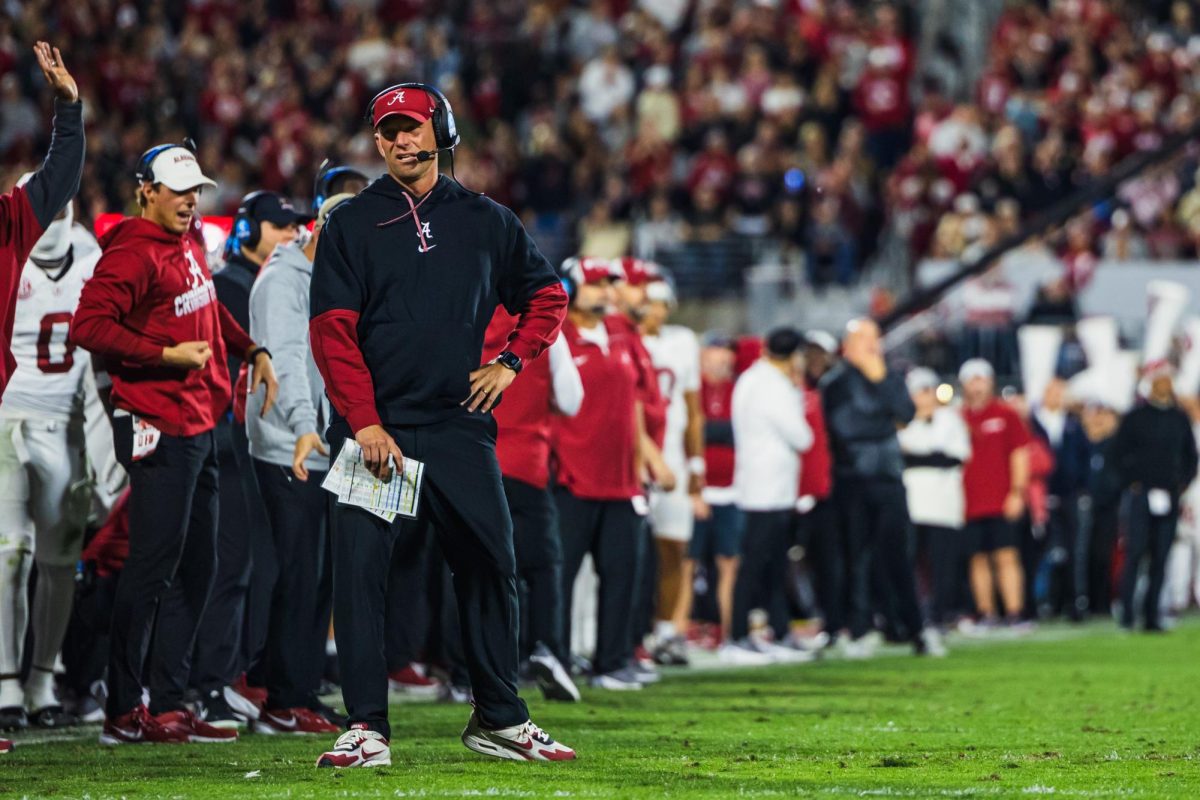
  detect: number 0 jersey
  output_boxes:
[1,225,100,419]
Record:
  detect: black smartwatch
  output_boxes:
[496,350,522,374]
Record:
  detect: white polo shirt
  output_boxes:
[732,359,813,512]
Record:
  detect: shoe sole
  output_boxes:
[530,660,581,703]
[461,731,534,762]
[588,680,642,691]
[316,751,392,768]
[187,735,237,743]
[99,732,141,746]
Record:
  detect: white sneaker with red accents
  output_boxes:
[461,712,576,762]
[315,727,392,768]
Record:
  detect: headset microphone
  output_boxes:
[410,146,455,162]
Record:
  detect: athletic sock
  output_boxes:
[0,544,32,707]
[23,668,56,711]
[653,620,677,641]
[28,562,75,706]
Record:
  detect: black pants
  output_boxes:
[504,476,565,658]
[384,520,432,671]
[330,415,527,738]
[253,459,333,710]
[835,478,920,640]
[632,517,657,647]
[915,524,964,626]
[801,500,844,636]
[106,420,218,717]
[1081,500,1119,616]
[1120,489,1177,630]
[731,509,792,641]
[191,420,275,693]
[555,488,642,675]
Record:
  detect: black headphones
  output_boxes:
[134,137,198,184]
[363,82,460,151]
[559,258,580,303]
[314,159,368,212]
[232,190,269,251]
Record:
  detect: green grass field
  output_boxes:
[5,620,1199,799]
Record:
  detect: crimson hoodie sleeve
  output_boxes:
[496,208,566,361]
[70,247,163,365]
[309,213,380,433]
[217,301,254,360]
[505,282,567,363]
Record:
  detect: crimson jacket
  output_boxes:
[70,217,254,436]
[483,306,554,488]
[1,99,85,394]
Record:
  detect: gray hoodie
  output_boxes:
[246,241,330,471]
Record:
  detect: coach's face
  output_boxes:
[375,115,437,185]
[143,183,200,235]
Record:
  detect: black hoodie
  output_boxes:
[309,174,564,430]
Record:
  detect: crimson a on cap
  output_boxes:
[618,256,662,286]
[371,86,437,129]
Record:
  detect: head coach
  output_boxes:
[308,83,575,766]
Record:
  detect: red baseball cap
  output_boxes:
[563,257,624,286]
[371,86,437,129]
[618,256,662,286]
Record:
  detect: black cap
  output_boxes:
[765,326,803,358]
[245,192,313,226]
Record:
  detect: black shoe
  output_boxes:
[197,689,243,730]
[308,698,347,728]
[29,705,77,728]
[0,706,27,731]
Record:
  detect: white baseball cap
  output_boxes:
[906,367,939,394]
[958,358,995,383]
[143,146,217,192]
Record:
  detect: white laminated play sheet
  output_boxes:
[321,439,424,522]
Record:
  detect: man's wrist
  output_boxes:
[496,350,522,374]
[247,345,271,362]
[346,407,382,435]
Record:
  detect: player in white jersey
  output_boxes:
[0,192,101,730]
[638,276,704,666]
[1168,420,1200,615]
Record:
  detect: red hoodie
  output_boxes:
[483,306,555,488]
[0,187,45,394]
[70,217,254,437]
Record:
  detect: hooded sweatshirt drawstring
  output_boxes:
[376,186,433,253]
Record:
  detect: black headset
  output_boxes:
[363,82,459,151]
[232,190,269,251]
[314,159,368,212]
[559,258,580,303]
[134,138,198,184]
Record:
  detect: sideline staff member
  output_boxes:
[309,83,575,766]
[71,143,279,744]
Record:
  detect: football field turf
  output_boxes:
[6,619,1198,799]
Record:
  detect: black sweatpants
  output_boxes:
[191,419,275,693]
[253,458,333,710]
[106,419,218,717]
[384,520,432,671]
[835,478,921,641]
[731,509,793,641]
[504,476,565,658]
[555,488,642,675]
[1081,500,1119,616]
[330,415,527,738]
[915,524,964,626]
[800,500,843,636]
[1120,489,1177,630]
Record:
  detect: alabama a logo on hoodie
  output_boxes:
[174,247,217,317]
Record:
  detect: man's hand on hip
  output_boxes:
[463,361,517,413]
[356,424,404,482]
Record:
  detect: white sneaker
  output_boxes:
[840,636,876,660]
[529,645,581,702]
[589,668,643,691]
[917,628,947,658]
[718,641,774,666]
[629,660,661,684]
[748,634,815,664]
[316,727,391,768]
[461,711,576,761]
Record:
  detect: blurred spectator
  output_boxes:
[1102,209,1150,260]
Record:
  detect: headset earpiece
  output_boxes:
[233,190,266,251]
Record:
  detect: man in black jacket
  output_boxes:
[822,319,939,657]
[1030,377,1092,620]
[192,192,309,727]
[1112,369,1198,631]
[1079,401,1122,617]
[309,84,573,765]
